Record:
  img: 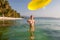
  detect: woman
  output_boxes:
[27,15,35,40]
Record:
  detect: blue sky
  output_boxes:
[8,0,60,18]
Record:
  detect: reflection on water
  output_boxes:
[0,27,9,40]
[0,19,33,40]
[0,20,15,40]
[1,19,60,40]
[0,19,49,40]
[0,20,15,26]
[30,32,35,40]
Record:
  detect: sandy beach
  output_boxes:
[0,17,23,20]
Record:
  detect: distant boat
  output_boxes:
[0,17,23,20]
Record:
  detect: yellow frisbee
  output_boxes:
[28,0,51,10]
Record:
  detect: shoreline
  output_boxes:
[0,17,23,20]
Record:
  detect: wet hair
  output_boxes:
[30,15,34,19]
[30,15,33,18]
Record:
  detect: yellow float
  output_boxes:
[28,0,51,10]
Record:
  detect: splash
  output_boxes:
[28,0,51,10]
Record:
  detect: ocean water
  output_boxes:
[0,18,60,40]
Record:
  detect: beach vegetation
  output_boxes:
[0,0,21,26]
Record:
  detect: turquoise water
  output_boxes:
[0,18,60,40]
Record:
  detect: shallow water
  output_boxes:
[0,18,60,40]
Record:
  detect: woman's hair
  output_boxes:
[30,15,34,19]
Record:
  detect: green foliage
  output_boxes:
[0,0,20,18]
[0,0,21,26]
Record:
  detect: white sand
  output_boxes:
[0,17,23,20]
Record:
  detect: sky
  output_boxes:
[8,0,60,18]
